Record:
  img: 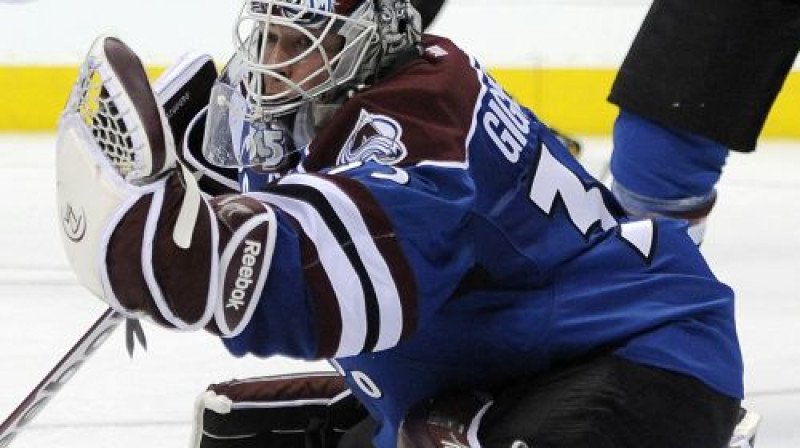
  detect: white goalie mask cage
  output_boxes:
[202,0,380,170]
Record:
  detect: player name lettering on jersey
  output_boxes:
[482,76,531,163]
[228,240,262,310]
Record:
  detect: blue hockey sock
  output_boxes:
[609,110,729,244]
[610,110,728,203]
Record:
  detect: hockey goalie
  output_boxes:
[55,1,755,447]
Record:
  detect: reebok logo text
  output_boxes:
[227,240,262,311]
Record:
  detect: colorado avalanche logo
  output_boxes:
[337,109,408,165]
[61,203,87,243]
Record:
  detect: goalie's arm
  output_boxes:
[224,163,476,360]
[57,35,474,362]
[56,35,372,355]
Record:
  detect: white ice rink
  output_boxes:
[0,134,798,447]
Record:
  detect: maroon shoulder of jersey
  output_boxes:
[304,35,482,171]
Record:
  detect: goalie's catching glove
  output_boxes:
[56,35,276,336]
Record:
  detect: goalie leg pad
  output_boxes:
[191,373,368,448]
[399,390,492,448]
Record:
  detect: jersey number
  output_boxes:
[529,145,655,260]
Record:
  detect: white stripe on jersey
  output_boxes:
[252,191,368,357]
[279,174,405,352]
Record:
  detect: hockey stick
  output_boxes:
[0,43,220,448]
[0,308,124,448]
[0,49,219,448]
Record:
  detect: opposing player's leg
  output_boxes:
[609,111,728,244]
[608,0,800,153]
[56,35,276,335]
[190,372,371,448]
[401,354,741,448]
[607,0,800,243]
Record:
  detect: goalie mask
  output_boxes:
[202,0,422,172]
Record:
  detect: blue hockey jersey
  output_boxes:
[223,35,743,447]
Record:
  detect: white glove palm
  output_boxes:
[56,35,212,329]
